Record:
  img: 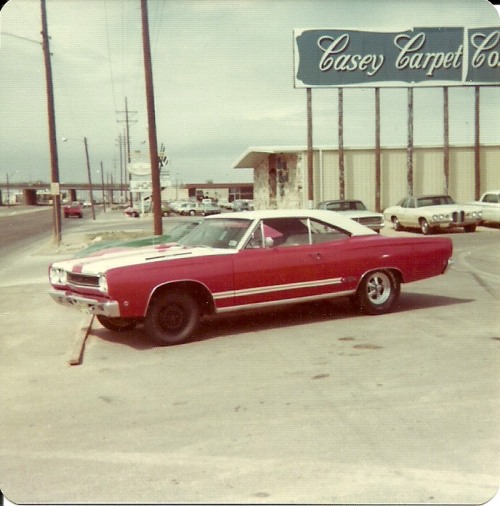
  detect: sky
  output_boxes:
[1,0,499,187]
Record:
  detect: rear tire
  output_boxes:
[145,290,200,345]
[392,216,403,231]
[354,270,400,315]
[464,224,476,233]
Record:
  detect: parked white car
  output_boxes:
[384,195,482,234]
[318,199,385,232]
[471,191,500,224]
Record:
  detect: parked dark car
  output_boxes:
[196,203,222,216]
[318,199,384,232]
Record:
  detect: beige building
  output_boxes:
[233,144,500,211]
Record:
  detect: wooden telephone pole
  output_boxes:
[141,0,162,235]
[40,0,62,245]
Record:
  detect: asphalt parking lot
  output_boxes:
[0,208,499,504]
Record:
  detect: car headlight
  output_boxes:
[50,267,67,286]
[432,213,449,221]
[98,273,108,293]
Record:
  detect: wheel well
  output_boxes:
[389,268,404,285]
[149,281,216,316]
[358,267,404,289]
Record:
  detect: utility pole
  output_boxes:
[115,132,125,202]
[40,0,62,245]
[84,137,96,220]
[306,88,313,208]
[100,161,106,213]
[141,0,162,235]
[117,97,137,207]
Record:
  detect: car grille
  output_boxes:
[452,211,465,223]
[67,272,100,288]
[355,217,383,225]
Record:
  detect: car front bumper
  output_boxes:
[49,289,121,317]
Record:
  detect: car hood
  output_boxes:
[417,204,482,213]
[52,244,236,274]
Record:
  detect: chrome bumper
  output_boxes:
[49,290,120,317]
[443,258,454,274]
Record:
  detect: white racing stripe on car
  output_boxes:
[214,277,344,301]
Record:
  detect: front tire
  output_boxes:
[354,270,400,315]
[420,218,433,235]
[97,315,137,332]
[145,290,200,345]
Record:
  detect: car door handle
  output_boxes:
[309,252,322,260]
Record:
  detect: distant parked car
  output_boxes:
[218,198,231,209]
[318,199,384,232]
[384,195,482,234]
[176,202,198,216]
[63,202,83,219]
[471,191,500,224]
[196,203,222,216]
[75,221,201,258]
[49,209,453,346]
[124,207,140,218]
[161,202,175,216]
[232,199,250,212]
[82,201,92,208]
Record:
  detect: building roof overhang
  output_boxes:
[233,143,500,169]
[233,146,307,169]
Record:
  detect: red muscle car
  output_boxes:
[63,202,83,219]
[49,209,453,345]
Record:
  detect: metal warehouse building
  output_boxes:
[233,143,500,212]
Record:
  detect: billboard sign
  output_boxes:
[130,177,172,193]
[293,26,500,87]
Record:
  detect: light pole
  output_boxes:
[99,162,106,213]
[5,171,19,207]
[62,137,96,220]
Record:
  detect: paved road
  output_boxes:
[0,205,97,255]
[0,210,498,505]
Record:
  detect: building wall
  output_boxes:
[252,144,500,211]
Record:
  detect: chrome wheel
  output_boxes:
[420,219,432,235]
[366,272,392,305]
[392,216,403,231]
[354,270,400,315]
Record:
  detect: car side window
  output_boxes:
[483,193,498,203]
[247,218,349,248]
[308,219,350,244]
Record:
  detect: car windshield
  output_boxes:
[178,218,252,249]
[417,195,455,207]
[325,201,366,211]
